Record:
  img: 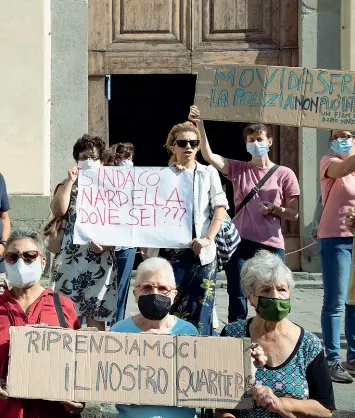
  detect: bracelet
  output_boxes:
[0,241,6,247]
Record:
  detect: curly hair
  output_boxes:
[243,123,272,142]
[72,134,106,162]
[102,142,135,166]
[165,122,201,166]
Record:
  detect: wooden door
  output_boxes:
[88,0,300,269]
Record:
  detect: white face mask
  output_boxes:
[120,159,134,168]
[78,159,101,170]
[6,258,43,288]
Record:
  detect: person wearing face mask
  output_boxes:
[51,134,117,331]
[317,130,355,383]
[188,106,300,324]
[102,142,137,324]
[217,250,335,418]
[110,257,199,418]
[0,228,83,418]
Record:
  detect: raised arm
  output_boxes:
[51,167,78,218]
[326,154,355,178]
[189,105,229,175]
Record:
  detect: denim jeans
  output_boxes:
[319,237,355,362]
[114,248,136,324]
[225,238,285,323]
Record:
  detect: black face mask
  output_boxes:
[138,294,172,321]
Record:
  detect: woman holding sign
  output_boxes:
[217,250,335,418]
[52,134,117,331]
[188,106,300,324]
[317,130,355,383]
[148,121,229,336]
[0,228,83,417]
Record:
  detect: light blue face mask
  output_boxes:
[119,159,134,168]
[330,138,353,157]
[246,141,270,159]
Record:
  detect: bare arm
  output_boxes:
[189,105,229,175]
[254,386,332,418]
[1,211,10,240]
[260,196,299,221]
[326,155,355,178]
[206,206,226,240]
[277,398,332,418]
[51,167,78,218]
[273,196,299,221]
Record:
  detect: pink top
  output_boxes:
[227,160,300,249]
[318,154,355,238]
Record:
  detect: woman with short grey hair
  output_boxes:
[217,250,335,418]
[0,228,83,417]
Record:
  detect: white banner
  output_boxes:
[73,166,193,248]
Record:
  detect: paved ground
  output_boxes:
[75,274,354,417]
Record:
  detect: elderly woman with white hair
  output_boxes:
[217,250,335,418]
[110,257,199,418]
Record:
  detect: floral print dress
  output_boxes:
[53,184,117,321]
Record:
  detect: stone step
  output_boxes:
[82,405,352,417]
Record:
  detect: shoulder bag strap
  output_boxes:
[236,164,279,215]
[53,292,68,328]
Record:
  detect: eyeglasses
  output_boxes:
[174,140,200,149]
[77,155,100,161]
[136,283,175,296]
[4,251,40,264]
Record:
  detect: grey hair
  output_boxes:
[5,228,46,256]
[241,250,294,295]
[135,257,175,287]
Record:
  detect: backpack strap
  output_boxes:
[53,292,68,328]
[236,164,279,214]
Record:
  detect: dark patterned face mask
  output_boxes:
[138,294,172,321]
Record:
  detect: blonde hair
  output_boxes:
[165,121,201,166]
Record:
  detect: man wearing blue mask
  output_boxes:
[318,129,355,383]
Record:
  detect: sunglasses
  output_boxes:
[136,283,175,296]
[174,140,200,149]
[4,251,40,264]
[77,155,100,161]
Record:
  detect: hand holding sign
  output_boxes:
[188,105,201,124]
[67,167,79,184]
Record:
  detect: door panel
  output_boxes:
[192,0,280,51]
[88,0,301,269]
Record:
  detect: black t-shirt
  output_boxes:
[0,174,10,273]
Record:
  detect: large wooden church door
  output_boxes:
[88,0,300,270]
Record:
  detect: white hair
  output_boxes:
[135,257,176,286]
[241,250,294,295]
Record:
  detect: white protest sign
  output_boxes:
[73,166,193,248]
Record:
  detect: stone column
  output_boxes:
[51,0,88,191]
[341,0,355,71]
[298,0,341,272]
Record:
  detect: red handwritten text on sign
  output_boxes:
[73,167,193,248]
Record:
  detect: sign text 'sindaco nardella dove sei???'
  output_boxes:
[195,65,355,130]
[73,166,193,249]
[7,327,255,410]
